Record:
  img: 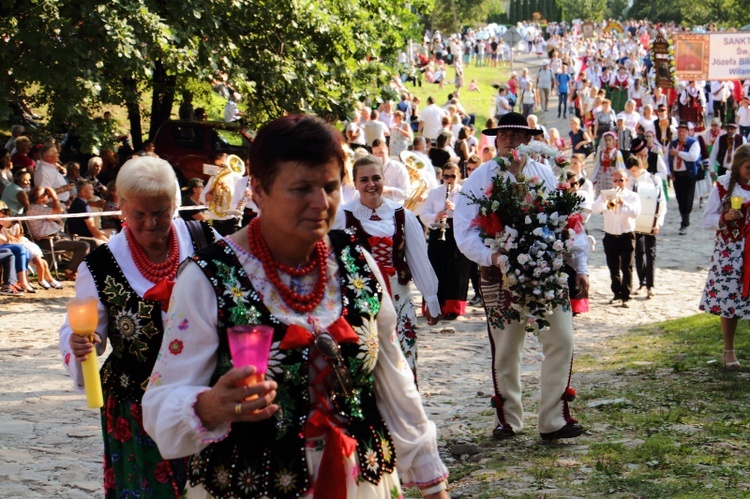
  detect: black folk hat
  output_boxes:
[483,112,544,136]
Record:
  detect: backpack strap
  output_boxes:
[185,220,215,252]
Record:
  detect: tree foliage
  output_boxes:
[429,0,488,33]
[556,0,606,21]
[0,0,430,149]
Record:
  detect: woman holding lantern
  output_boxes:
[59,157,216,498]
[699,144,750,370]
[142,116,449,499]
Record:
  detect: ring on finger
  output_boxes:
[234,402,243,415]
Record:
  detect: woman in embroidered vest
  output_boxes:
[591,131,625,197]
[699,144,750,371]
[333,154,440,382]
[142,115,449,499]
[60,157,215,498]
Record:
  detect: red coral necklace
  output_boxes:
[126,224,180,283]
[247,218,328,313]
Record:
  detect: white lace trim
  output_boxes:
[346,198,397,222]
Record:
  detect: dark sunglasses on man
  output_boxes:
[443,174,456,179]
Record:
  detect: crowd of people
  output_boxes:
[2,15,749,499]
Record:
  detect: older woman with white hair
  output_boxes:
[85,156,108,199]
[59,156,216,498]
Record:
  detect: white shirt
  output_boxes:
[418,104,447,141]
[420,183,462,227]
[737,106,750,127]
[333,198,440,317]
[382,159,410,204]
[223,100,240,122]
[34,160,71,203]
[363,120,389,147]
[710,81,731,103]
[702,174,750,230]
[591,188,641,235]
[453,157,557,268]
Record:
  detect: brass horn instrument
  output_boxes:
[208,154,246,218]
[403,154,428,212]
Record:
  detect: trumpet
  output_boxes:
[208,154,246,218]
[606,188,622,211]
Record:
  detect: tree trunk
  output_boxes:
[149,59,176,141]
[123,77,143,151]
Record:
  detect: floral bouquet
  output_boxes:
[464,142,581,331]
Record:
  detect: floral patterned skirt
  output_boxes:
[388,276,419,381]
[102,394,186,498]
[699,237,750,318]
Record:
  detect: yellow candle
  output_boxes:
[67,298,104,409]
[731,196,743,210]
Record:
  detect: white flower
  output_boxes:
[491,200,500,211]
[525,215,533,225]
[517,254,529,264]
[487,237,504,253]
[537,213,548,224]
[545,290,555,301]
[533,288,542,295]
[533,267,543,278]
[552,240,564,251]
[532,227,544,236]
[506,273,518,285]
[552,258,564,270]
[517,142,559,158]
[355,316,379,372]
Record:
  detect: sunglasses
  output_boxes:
[443,174,456,179]
[314,333,353,399]
[613,179,626,183]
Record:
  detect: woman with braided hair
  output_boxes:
[699,144,750,370]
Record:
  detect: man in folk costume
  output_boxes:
[668,122,702,235]
[679,81,707,132]
[653,104,677,148]
[627,139,667,299]
[709,123,747,177]
[454,112,587,441]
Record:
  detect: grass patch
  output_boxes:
[405,62,513,130]
[449,313,750,497]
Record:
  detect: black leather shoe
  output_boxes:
[492,425,516,439]
[540,422,584,441]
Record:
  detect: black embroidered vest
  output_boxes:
[86,221,214,403]
[716,134,744,168]
[188,230,396,499]
[344,207,412,286]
